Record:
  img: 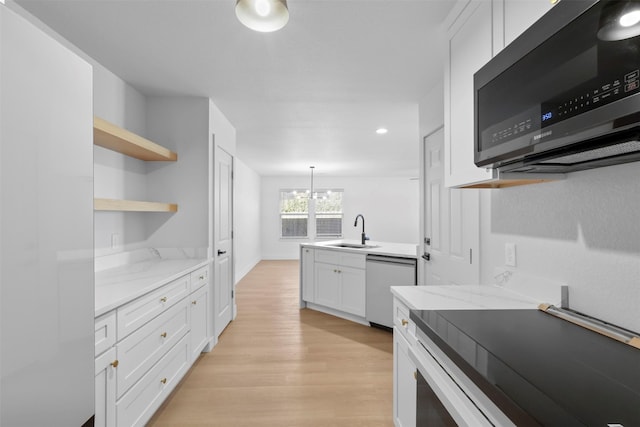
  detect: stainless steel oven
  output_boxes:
[409,326,517,427]
[410,308,640,426]
[415,370,457,426]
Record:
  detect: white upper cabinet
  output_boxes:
[444,0,557,188]
[445,0,499,188]
[503,0,554,48]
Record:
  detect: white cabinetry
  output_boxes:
[95,347,117,427]
[95,311,118,427]
[394,331,416,427]
[444,0,557,188]
[313,249,366,317]
[445,0,497,188]
[301,247,315,303]
[393,297,418,427]
[314,262,341,309]
[117,334,190,427]
[189,278,210,363]
[503,0,553,47]
[116,298,190,397]
[94,262,211,426]
[117,275,190,339]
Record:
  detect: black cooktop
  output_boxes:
[410,309,640,426]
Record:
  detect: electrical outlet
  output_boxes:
[111,233,120,249]
[505,243,517,267]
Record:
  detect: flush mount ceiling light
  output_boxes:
[235,0,289,32]
[598,1,640,41]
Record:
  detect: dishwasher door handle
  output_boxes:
[366,255,417,266]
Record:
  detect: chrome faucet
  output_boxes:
[354,214,367,245]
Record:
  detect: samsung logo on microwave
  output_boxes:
[533,130,553,141]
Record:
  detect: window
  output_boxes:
[315,190,343,237]
[280,189,343,239]
[280,190,309,238]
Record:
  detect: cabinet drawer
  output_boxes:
[95,311,117,357]
[190,265,209,292]
[116,298,190,398]
[315,249,366,269]
[393,298,416,344]
[315,249,340,265]
[117,274,190,339]
[340,252,366,269]
[116,334,190,427]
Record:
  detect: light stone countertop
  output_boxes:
[390,284,545,311]
[301,239,418,258]
[95,256,209,317]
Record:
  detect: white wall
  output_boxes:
[480,162,640,332]
[234,158,262,281]
[261,175,419,259]
[145,96,210,250]
[93,63,150,256]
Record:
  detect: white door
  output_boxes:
[423,127,480,285]
[215,146,234,337]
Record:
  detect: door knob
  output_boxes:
[217,250,227,256]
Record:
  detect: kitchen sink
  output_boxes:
[325,243,379,249]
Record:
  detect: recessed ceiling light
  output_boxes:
[376,128,388,135]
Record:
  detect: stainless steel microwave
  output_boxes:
[474,0,640,173]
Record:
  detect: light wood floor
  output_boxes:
[147,260,394,427]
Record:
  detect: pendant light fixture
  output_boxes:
[235,0,289,32]
[309,166,316,200]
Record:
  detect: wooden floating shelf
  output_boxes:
[94,198,178,213]
[93,117,177,161]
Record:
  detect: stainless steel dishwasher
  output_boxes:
[366,255,417,329]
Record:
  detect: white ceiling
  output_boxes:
[15,0,454,177]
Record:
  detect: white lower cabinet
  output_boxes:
[189,284,209,363]
[393,297,418,427]
[95,262,213,426]
[301,247,315,303]
[313,249,366,317]
[394,328,416,427]
[117,275,190,340]
[95,347,117,427]
[314,262,341,309]
[116,334,190,427]
[338,266,366,317]
[117,298,190,397]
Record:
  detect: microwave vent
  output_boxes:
[538,140,640,165]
